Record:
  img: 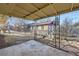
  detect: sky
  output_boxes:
[37,10,79,24]
[7,10,79,26]
[60,10,79,24]
[7,17,34,26]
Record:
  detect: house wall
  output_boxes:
[44,25,48,30]
[37,26,42,30]
[31,24,55,35]
[34,25,48,35]
[36,25,48,31]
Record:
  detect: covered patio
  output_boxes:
[0,3,79,56]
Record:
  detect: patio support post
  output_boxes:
[59,14,61,48]
[54,16,57,48]
[34,21,37,40]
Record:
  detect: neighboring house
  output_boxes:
[31,21,54,35]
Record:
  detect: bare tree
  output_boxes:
[14,19,31,32]
[60,18,73,36]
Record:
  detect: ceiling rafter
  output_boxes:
[10,10,25,17]
[49,3,58,15]
[30,4,48,17]
[23,4,49,18]
[71,3,73,11]
[25,4,42,18]
[16,5,32,15]
[3,4,26,18]
[8,4,16,14]
[32,3,58,20]
[34,4,79,20]
[7,4,16,17]
[0,3,79,20]
[16,4,32,13]
[16,4,40,18]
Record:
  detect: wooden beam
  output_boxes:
[25,3,59,19]
[16,4,40,18]
[23,4,49,17]
[49,3,58,15]
[8,4,16,14]
[34,6,79,20]
[31,4,48,17]
[71,3,73,11]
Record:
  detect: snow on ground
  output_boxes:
[0,40,72,56]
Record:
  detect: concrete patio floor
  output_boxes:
[0,40,72,56]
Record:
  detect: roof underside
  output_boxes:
[0,3,79,20]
